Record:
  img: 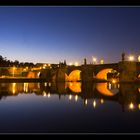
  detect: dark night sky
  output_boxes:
[0,6,140,64]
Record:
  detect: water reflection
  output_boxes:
[96,83,118,96]
[0,82,140,111]
[65,82,81,93]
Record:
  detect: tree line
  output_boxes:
[0,55,35,67]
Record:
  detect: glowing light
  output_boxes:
[109,83,112,90]
[69,62,72,66]
[92,56,97,64]
[118,84,120,88]
[128,55,135,61]
[96,83,117,96]
[43,91,46,97]
[48,93,51,98]
[75,95,78,101]
[100,99,104,104]
[68,82,81,93]
[112,79,116,84]
[129,102,134,110]
[85,99,88,105]
[93,100,96,108]
[74,62,79,66]
[68,70,81,82]
[138,104,140,110]
[12,83,16,94]
[100,59,104,64]
[13,67,16,77]
[96,68,113,80]
[49,83,51,87]
[37,83,40,88]
[44,82,47,86]
[24,83,28,93]
[69,95,72,100]
[37,72,41,78]
[138,56,140,62]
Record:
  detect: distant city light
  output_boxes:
[43,66,46,69]
[138,56,140,62]
[100,99,104,104]
[48,94,50,98]
[44,82,47,86]
[100,59,104,64]
[48,93,51,98]
[49,83,51,87]
[112,79,116,84]
[69,62,73,66]
[129,102,134,110]
[138,104,140,110]
[85,99,88,105]
[93,100,96,108]
[43,91,46,97]
[75,62,79,66]
[128,55,135,61]
[69,95,72,100]
[92,56,97,64]
[75,95,78,101]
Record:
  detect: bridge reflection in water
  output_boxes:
[0,81,140,111]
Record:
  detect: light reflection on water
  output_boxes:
[0,82,140,133]
[0,82,140,111]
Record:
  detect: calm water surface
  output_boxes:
[0,82,140,133]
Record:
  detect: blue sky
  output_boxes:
[0,7,140,64]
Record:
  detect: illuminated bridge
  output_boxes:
[39,61,140,82]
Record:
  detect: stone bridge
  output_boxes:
[39,61,140,82]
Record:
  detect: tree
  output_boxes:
[0,68,9,77]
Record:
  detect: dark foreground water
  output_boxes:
[0,82,140,133]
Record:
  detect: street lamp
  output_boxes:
[93,100,96,108]
[100,59,104,64]
[92,57,97,64]
[138,55,140,62]
[128,55,135,61]
[75,62,79,66]
[129,102,134,110]
[69,62,72,66]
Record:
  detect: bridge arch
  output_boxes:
[96,68,118,80]
[27,72,36,78]
[67,70,81,82]
[96,83,118,96]
[66,82,81,93]
[27,71,40,78]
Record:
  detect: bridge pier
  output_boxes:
[56,68,66,82]
[118,61,137,82]
[81,67,93,82]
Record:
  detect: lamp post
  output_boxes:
[138,56,140,62]
[92,57,97,64]
[100,59,104,64]
[128,55,135,61]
